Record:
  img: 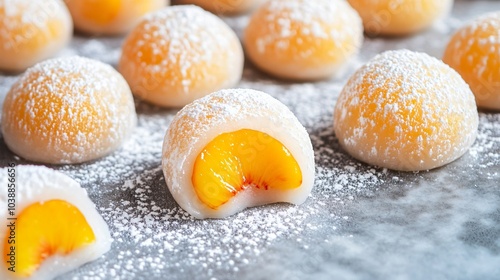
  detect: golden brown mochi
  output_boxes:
[65,0,168,35]
[443,12,500,110]
[333,50,478,171]
[347,0,453,36]
[175,0,264,14]
[119,5,244,107]
[0,0,72,72]
[1,56,137,164]
[162,89,315,219]
[244,0,363,80]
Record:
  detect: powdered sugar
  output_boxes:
[247,0,362,58]
[334,49,478,171]
[0,165,111,280]
[1,56,137,164]
[0,1,499,279]
[119,5,243,103]
[162,89,315,218]
[0,0,69,50]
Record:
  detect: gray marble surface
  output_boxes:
[1,1,499,279]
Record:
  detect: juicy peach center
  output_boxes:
[3,200,96,277]
[192,129,302,209]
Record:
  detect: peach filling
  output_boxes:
[192,129,302,209]
[3,200,95,277]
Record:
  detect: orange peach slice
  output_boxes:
[0,166,111,279]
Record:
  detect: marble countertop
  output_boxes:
[0,1,499,279]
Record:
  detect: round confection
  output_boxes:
[0,165,111,279]
[162,89,315,219]
[443,12,500,111]
[65,0,168,35]
[175,0,264,14]
[333,50,478,171]
[244,0,363,80]
[0,0,72,72]
[1,56,137,164]
[347,0,453,36]
[119,5,244,107]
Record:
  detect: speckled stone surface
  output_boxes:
[0,1,499,279]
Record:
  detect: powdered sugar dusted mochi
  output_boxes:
[244,0,363,80]
[176,0,264,14]
[0,165,111,280]
[66,0,168,35]
[334,50,478,171]
[1,56,137,164]
[162,89,315,219]
[0,0,72,72]
[443,12,500,110]
[119,5,244,107]
[347,0,453,36]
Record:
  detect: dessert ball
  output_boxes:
[119,5,244,107]
[0,0,72,72]
[0,165,111,279]
[1,56,137,164]
[65,0,168,35]
[347,0,453,36]
[333,50,478,171]
[175,0,264,14]
[443,12,500,110]
[244,0,363,80]
[162,89,315,219]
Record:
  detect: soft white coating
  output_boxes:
[162,89,315,219]
[0,0,72,72]
[0,165,112,280]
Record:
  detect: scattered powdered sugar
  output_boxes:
[0,2,499,279]
[162,88,314,219]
